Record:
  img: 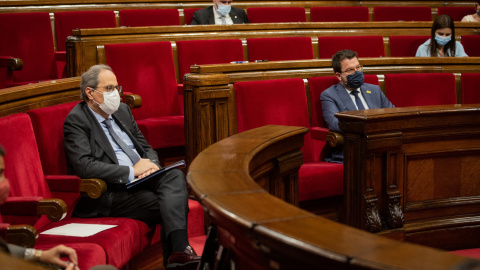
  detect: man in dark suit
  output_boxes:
[191,0,249,25]
[321,49,394,162]
[63,65,200,270]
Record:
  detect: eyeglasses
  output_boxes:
[340,65,363,76]
[92,85,123,94]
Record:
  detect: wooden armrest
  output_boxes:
[123,93,142,109]
[7,225,38,248]
[0,57,23,71]
[80,178,107,199]
[326,131,344,148]
[38,199,67,222]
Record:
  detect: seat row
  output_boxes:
[0,103,206,269]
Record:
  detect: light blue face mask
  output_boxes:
[435,35,451,46]
[217,4,231,16]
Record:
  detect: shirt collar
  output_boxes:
[88,106,112,124]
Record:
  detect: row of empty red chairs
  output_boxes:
[0,105,206,269]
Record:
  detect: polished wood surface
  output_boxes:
[187,124,471,270]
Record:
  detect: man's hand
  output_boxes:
[40,245,80,270]
[133,159,160,179]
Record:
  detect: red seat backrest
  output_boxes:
[234,78,315,162]
[119,9,181,27]
[105,41,181,120]
[27,101,80,175]
[247,7,306,23]
[462,73,480,104]
[184,8,201,25]
[461,35,480,57]
[385,73,457,107]
[308,75,379,127]
[247,37,313,62]
[374,6,432,21]
[176,39,244,83]
[310,6,369,22]
[54,11,117,51]
[390,36,430,57]
[438,7,476,21]
[0,12,58,83]
[318,36,385,59]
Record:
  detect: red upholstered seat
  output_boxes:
[317,36,385,59]
[54,11,117,52]
[176,39,244,83]
[374,6,432,21]
[184,8,201,25]
[462,73,480,104]
[0,12,64,89]
[247,37,314,62]
[310,6,369,22]
[390,36,430,57]
[462,35,480,57]
[105,41,185,152]
[119,9,181,27]
[246,7,306,23]
[438,7,476,21]
[385,73,457,107]
[234,78,343,201]
[451,249,480,260]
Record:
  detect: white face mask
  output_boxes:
[92,89,120,115]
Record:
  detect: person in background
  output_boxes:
[321,49,394,162]
[191,0,249,25]
[416,14,468,57]
[461,0,480,22]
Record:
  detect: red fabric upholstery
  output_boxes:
[451,248,480,260]
[374,6,432,21]
[438,7,476,21]
[462,35,480,57]
[105,41,184,149]
[35,242,107,270]
[385,73,457,107]
[318,36,385,59]
[234,78,343,201]
[390,36,430,57]
[54,11,116,52]
[176,39,244,83]
[184,8,201,25]
[247,37,313,62]
[0,12,60,87]
[119,9,181,27]
[310,6,369,22]
[247,7,306,23]
[462,73,480,104]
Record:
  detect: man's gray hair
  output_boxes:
[80,64,113,101]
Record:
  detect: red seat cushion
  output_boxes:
[247,7,306,23]
[318,36,385,59]
[438,7,476,21]
[462,73,480,104]
[374,6,432,21]
[451,248,480,260]
[385,73,457,107]
[390,36,430,57]
[299,162,343,201]
[54,11,117,51]
[119,9,181,27]
[310,6,369,22]
[176,39,244,83]
[247,37,313,62]
[136,115,185,149]
[184,8,201,25]
[462,35,480,57]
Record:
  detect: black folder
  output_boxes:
[126,160,186,189]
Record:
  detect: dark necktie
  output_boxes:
[103,119,140,165]
[351,91,365,110]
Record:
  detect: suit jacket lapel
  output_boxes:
[360,85,374,109]
[230,10,241,24]
[82,104,118,164]
[335,83,358,111]
[207,7,216,24]
[112,111,145,158]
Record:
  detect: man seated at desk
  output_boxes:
[321,49,394,162]
[191,0,249,25]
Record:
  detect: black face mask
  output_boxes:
[346,71,364,89]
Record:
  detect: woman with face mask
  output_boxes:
[415,14,468,57]
[461,0,480,22]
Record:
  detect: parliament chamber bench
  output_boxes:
[187,124,480,270]
[66,21,480,78]
[0,79,206,269]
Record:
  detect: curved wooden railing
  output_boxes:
[187,124,472,270]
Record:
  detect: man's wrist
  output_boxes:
[24,248,42,261]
